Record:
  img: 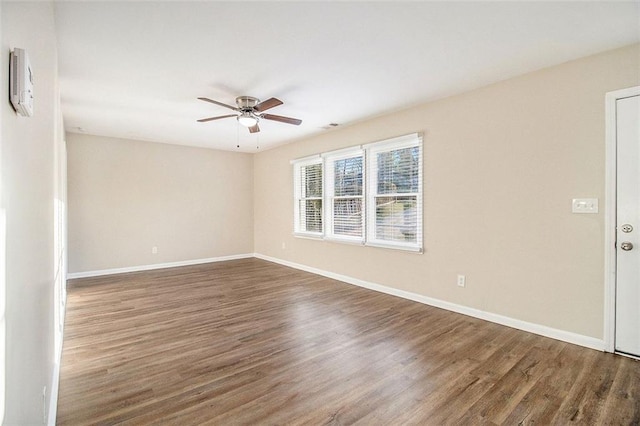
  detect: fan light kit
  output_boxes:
[237,112,258,128]
[197,95,302,133]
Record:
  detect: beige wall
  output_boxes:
[67,134,254,273]
[1,1,65,423]
[254,44,640,340]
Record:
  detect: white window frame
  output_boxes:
[292,155,324,238]
[365,134,423,252]
[323,147,365,244]
[292,133,423,252]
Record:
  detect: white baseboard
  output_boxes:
[47,293,65,426]
[47,354,61,426]
[254,253,605,352]
[67,253,254,279]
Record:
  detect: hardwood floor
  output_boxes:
[57,258,640,425]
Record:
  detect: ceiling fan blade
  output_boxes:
[197,97,238,111]
[262,113,302,126]
[248,123,260,133]
[254,97,283,112]
[197,114,237,122]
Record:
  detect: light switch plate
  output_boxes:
[572,198,598,214]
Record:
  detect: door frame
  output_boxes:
[604,85,640,353]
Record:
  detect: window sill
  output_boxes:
[324,236,365,246]
[365,241,423,253]
[293,233,423,253]
[293,232,323,240]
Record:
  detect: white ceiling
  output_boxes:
[54,1,639,153]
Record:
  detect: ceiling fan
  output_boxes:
[197,96,302,133]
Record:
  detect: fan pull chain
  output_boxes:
[236,121,240,149]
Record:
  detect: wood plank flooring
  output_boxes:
[57,258,640,425]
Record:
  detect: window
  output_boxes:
[292,133,422,251]
[293,157,323,236]
[324,149,364,242]
[366,135,422,251]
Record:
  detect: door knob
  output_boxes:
[620,241,633,251]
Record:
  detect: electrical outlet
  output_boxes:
[281,242,286,249]
[457,274,466,287]
[152,246,158,254]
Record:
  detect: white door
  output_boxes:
[615,93,640,356]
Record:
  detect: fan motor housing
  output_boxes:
[236,96,259,110]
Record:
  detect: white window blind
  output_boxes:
[366,134,422,251]
[293,158,323,236]
[324,149,364,242]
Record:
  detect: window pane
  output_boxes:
[376,147,419,194]
[304,163,323,198]
[334,156,363,197]
[333,198,362,237]
[300,199,322,232]
[294,159,323,235]
[375,196,417,242]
